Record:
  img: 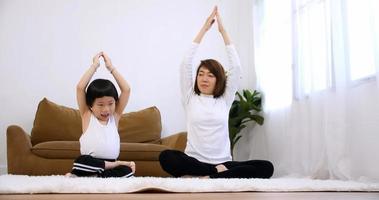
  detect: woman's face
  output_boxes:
[196,66,216,95]
[90,96,116,122]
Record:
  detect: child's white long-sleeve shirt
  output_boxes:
[181,42,241,164]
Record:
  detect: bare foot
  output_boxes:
[118,161,136,174]
[65,172,77,178]
[200,176,210,179]
[128,161,136,173]
[215,164,228,173]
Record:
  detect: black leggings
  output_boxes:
[70,155,134,178]
[159,150,274,179]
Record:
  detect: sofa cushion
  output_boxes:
[30,98,162,145]
[118,106,162,143]
[31,141,81,158]
[32,141,169,161]
[31,98,82,145]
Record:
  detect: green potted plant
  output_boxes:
[228,89,264,156]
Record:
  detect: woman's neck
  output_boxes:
[200,93,214,98]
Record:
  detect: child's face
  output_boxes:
[90,96,116,122]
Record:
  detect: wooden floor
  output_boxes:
[1,192,379,200]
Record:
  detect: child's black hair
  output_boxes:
[86,79,119,107]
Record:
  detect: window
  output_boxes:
[293,0,332,97]
[345,0,378,81]
[254,0,379,108]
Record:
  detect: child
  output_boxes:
[65,52,135,178]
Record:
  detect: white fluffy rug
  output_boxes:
[0,175,378,194]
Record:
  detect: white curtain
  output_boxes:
[247,0,379,181]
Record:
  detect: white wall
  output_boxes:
[0,0,255,173]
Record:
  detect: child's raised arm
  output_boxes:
[77,52,102,116]
[102,52,131,123]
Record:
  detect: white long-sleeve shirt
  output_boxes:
[181,42,242,164]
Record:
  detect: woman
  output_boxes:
[159,7,274,178]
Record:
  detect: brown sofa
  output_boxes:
[7,98,187,177]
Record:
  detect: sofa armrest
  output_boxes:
[160,132,187,151]
[7,125,32,151]
[7,125,33,173]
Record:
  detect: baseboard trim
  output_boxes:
[0,165,7,175]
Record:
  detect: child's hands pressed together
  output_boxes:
[92,52,102,69]
[101,52,115,73]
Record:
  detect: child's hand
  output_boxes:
[101,52,115,72]
[92,52,102,69]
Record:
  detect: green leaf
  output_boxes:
[228,89,265,154]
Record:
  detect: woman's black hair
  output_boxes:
[86,79,119,107]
